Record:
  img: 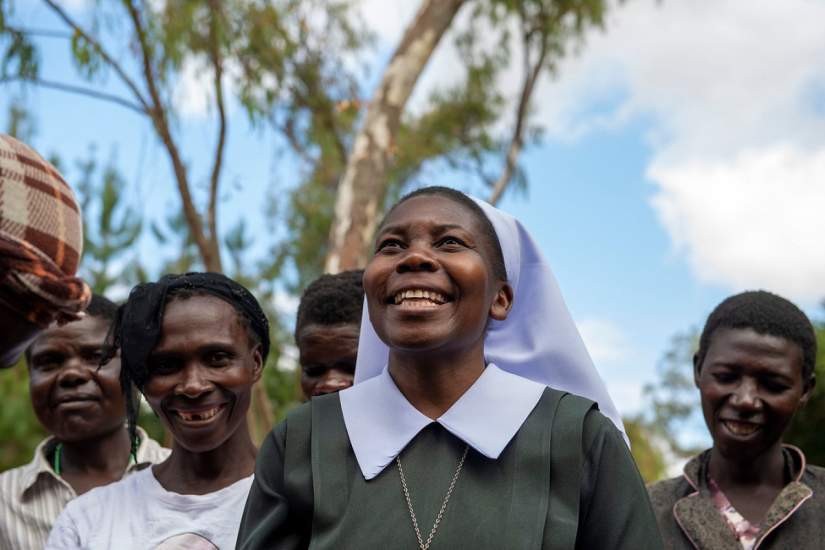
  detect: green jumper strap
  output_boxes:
[545,393,597,550]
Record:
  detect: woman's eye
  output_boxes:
[712,372,737,384]
[303,365,325,378]
[33,354,62,370]
[437,236,465,248]
[151,360,178,375]
[376,239,403,252]
[209,352,231,365]
[762,380,790,393]
[82,349,103,363]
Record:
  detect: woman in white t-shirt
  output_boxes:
[47,273,270,550]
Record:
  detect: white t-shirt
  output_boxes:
[45,466,253,550]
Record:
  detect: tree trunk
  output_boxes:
[324,0,466,273]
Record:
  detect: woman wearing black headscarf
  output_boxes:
[46,273,270,550]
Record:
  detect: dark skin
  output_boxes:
[1,304,42,368]
[297,322,358,399]
[695,327,814,524]
[144,296,262,495]
[27,315,132,495]
[364,195,513,419]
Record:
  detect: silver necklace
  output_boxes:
[396,445,469,550]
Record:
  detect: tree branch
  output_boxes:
[0,75,146,114]
[325,0,467,273]
[2,25,73,40]
[123,0,220,271]
[488,17,551,206]
[207,0,227,256]
[40,0,151,112]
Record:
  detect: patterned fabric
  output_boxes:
[0,427,169,550]
[0,134,90,327]
[708,477,760,550]
[648,445,823,550]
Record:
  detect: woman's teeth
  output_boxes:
[176,406,222,422]
[723,420,760,436]
[393,289,447,306]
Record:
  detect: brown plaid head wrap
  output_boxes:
[0,134,90,327]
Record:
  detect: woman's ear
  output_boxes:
[693,352,702,388]
[251,344,264,382]
[489,282,514,321]
[800,373,816,408]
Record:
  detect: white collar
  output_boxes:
[339,364,546,480]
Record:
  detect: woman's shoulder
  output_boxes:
[646,474,691,506]
[266,393,344,455]
[802,462,825,491]
[57,467,150,528]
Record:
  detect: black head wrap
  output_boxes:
[102,272,270,453]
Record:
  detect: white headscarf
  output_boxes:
[353,195,627,441]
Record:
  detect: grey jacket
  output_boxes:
[648,445,825,549]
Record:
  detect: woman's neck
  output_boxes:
[153,423,257,495]
[59,426,132,475]
[709,442,786,489]
[388,343,487,419]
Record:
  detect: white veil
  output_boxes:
[353,196,627,441]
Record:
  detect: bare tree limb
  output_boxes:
[325,0,467,273]
[207,0,227,258]
[41,0,151,112]
[0,75,146,114]
[123,0,221,272]
[488,14,552,206]
[2,25,73,40]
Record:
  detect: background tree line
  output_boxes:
[1,0,822,482]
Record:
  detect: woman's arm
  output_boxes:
[236,420,311,550]
[575,411,665,549]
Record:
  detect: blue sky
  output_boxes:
[3,1,825,446]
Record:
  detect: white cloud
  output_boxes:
[529,0,825,301]
[577,318,650,416]
[577,318,628,364]
[650,145,825,300]
[346,0,825,300]
[173,58,217,118]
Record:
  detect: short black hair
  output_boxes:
[696,290,817,380]
[382,186,507,282]
[85,294,118,322]
[166,286,262,351]
[24,294,116,364]
[295,270,364,339]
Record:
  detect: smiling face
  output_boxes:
[695,327,813,462]
[364,194,512,357]
[297,322,359,398]
[27,315,125,443]
[143,295,262,454]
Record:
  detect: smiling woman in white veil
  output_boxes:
[237,187,662,550]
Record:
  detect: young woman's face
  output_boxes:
[695,327,813,462]
[143,296,262,454]
[27,315,126,443]
[364,195,511,356]
[297,322,358,398]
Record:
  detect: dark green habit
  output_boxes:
[237,388,663,549]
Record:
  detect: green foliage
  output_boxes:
[624,417,666,483]
[74,148,144,295]
[273,0,612,280]
[0,359,47,471]
[641,329,704,459]
[785,320,825,465]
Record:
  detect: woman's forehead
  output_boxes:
[379,194,484,233]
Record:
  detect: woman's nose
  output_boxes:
[175,364,213,398]
[396,244,437,273]
[57,358,93,387]
[730,378,762,411]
